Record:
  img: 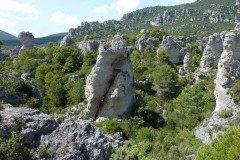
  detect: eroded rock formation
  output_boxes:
[60,34,75,46]
[157,36,183,64]
[85,34,136,120]
[18,32,34,55]
[135,32,159,52]
[77,40,100,54]
[195,27,240,144]
[200,33,225,71]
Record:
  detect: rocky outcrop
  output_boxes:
[10,46,21,59]
[236,0,240,5]
[135,33,159,52]
[77,40,100,54]
[0,104,124,159]
[21,73,42,104]
[41,118,123,160]
[85,34,136,120]
[199,33,225,71]
[60,35,75,46]
[18,32,34,55]
[195,28,240,144]
[0,104,58,147]
[183,52,191,71]
[157,36,183,64]
[235,23,240,31]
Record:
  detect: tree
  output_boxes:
[152,63,180,100]
[46,81,65,107]
[196,126,240,160]
[0,40,3,49]
[0,133,31,160]
[150,29,168,42]
[69,78,85,104]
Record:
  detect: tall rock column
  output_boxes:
[85,34,136,120]
[195,28,240,144]
[18,32,34,56]
[199,33,224,72]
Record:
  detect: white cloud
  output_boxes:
[0,18,15,29]
[89,16,98,22]
[94,4,108,14]
[0,0,39,21]
[115,0,140,14]
[51,11,81,28]
[93,0,140,15]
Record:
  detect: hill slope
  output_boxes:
[1,32,67,46]
[0,30,17,40]
[70,0,239,41]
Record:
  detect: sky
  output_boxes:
[0,0,196,38]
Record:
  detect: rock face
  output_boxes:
[60,35,75,46]
[195,29,240,144]
[236,0,240,5]
[157,36,183,64]
[10,46,21,59]
[0,104,58,147]
[183,52,191,71]
[200,33,225,71]
[235,23,240,31]
[41,118,123,160]
[18,32,34,55]
[135,33,159,52]
[0,104,124,159]
[85,34,136,120]
[77,40,100,54]
[21,73,42,104]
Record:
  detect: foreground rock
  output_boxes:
[77,40,100,54]
[85,34,136,120]
[0,104,58,147]
[195,29,240,144]
[18,32,34,55]
[60,35,75,46]
[41,118,123,160]
[0,104,124,159]
[157,36,183,64]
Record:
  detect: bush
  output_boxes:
[94,120,122,135]
[0,133,31,160]
[217,109,233,118]
[38,143,55,158]
[196,126,240,160]
[228,79,240,103]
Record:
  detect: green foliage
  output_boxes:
[196,126,240,160]
[0,39,2,48]
[111,128,202,160]
[46,81,66,107]
[38,143,55,158]
[94,120,122,135]
[217,109,233,118]
[0,133,31,160]
[189,42,203,72]
[152,63,180,100]
[83,51,98,66]
[69,78,85,104]
[123,33,137,46]
[167,83,215,130]
[228,79,240,103]
[150,29,168,42]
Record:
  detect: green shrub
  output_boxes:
[217,109,233,118]
[228,79,240,103]
[94,120,122,135]
[0,133,31,160]
[196,126,240,160]
[38,143,55,158]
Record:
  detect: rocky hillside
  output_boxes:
[70,0,239,41]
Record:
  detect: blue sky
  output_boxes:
[0,0,195,37]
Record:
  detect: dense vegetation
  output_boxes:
[0,23,238,159]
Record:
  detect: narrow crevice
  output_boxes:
[95,69,121,120]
